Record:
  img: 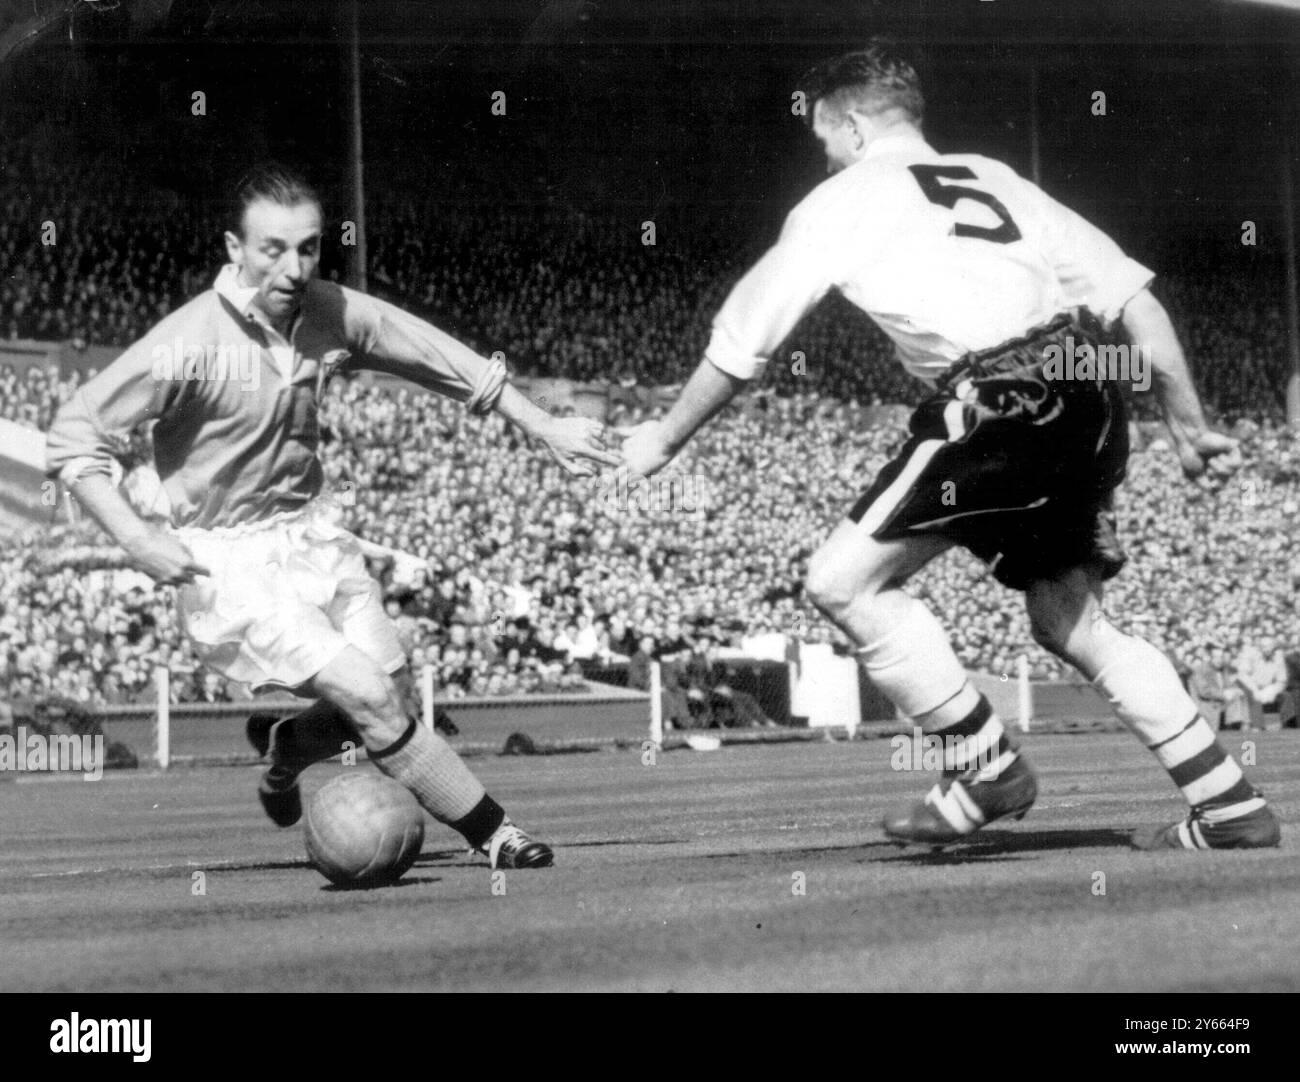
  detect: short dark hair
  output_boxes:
[228,162,321,238]
[798,40,924,128]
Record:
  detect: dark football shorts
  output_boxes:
[848,312,1129,591]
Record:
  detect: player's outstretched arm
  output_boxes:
[343,290,617,476]
[621,359,748,477]
[622,221,830,478]
[1121,288,1237,478]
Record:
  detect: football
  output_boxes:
[303,772,425,887]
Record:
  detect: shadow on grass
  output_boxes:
[874,826,1133,865]
[553,837,692,849]
[409,827,1133,871]
[321,874,442,892]
[408,838,691,869]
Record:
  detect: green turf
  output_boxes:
[1,732,1295,991]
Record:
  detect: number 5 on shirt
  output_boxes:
[908,164,1023,245]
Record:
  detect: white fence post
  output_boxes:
[1017,654,1032,732]
[421,663,435,730]
[649,661,663,746]
[154,665,171,770]
[787,660,801,725]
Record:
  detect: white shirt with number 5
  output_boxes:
[705,128,1154,385]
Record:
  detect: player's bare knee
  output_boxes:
[804,556,863,618]
[318,666,405,744]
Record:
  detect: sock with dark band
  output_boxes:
[925,693,1020,781]
[1092,631,1263,820]
[1149,715,1262,819]
[451,795,508,850]
[369,718,487,825]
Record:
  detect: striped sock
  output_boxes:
[1149,715,1263,819]
[926,694,1019,781]
[369,718,486,824]
[910,695,1026,836]
[1089,633,1263,821]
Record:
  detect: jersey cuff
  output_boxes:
[704,332,766,382]
[57,456,114,488]
[466,356,508,415]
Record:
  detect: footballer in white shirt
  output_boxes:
[621,40,1278,852]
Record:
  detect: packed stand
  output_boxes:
[2,142,1299,719]
[3,369,1298,719]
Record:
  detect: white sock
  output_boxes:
[855,592,968,718]
[1092,630,1258,812]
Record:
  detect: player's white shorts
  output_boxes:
[173,498,404,692]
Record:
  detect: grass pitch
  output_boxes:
[1,732,1296,992]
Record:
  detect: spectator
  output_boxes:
[1189,648,1234,730]
[1236,636,1289,731]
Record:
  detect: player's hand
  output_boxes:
[538,416,620,477]
[123,532,210,586]
[619,420,676,478]
[1171,426,1239,479]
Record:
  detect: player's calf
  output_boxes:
[1027,574,1280,852]
[1048,612,1278,850]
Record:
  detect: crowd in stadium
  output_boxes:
[3,361,1298,724]
[4,137,1290,416]
[2,140,1299,723]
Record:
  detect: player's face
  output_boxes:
[811,100,859,174]
[226,198,323,324]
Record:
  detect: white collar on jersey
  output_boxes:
[213,262,261,319]
[861,128,932,161]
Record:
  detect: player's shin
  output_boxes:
[368,719,553,868]
[848,591,970,719]
[368,717,488,824]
